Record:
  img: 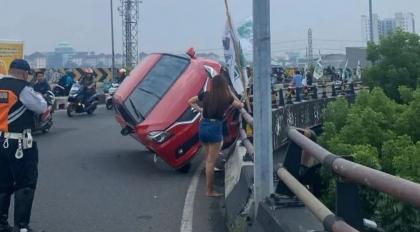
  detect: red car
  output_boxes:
[113,49,240,172]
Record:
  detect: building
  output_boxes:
[25,52,47,69]
[54,42,75,68]
[362,12,416,44]
[346,47,368,69]
[361,14,380,43]
[380,18,396,38]
[395,12,415,33]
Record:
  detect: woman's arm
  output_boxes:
[188,96,203,113]
[231,99,244,109]
[228,87,244,109]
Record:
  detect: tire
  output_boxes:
[67,105,74,117]
[176,162,192,174]
[87,109,95,115]
[106,101,113,110]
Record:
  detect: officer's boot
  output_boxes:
[13,188,35,232]
[0,193,12,232]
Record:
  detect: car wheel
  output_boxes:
[176,162,192,174]
[67,105,74,117]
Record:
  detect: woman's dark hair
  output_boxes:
[204,75,233,117]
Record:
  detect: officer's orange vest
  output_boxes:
[0,77,34,133]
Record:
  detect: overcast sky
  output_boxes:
[1,0,419,56]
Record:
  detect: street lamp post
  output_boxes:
[253,0,273,215]
[369,0,374,43]
[110,0,116,82]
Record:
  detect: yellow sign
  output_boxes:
[0,41,24,75]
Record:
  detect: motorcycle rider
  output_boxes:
[0,59,47,232]
[117,68,127,84]
[33,72,50,96]
[56,71,74,96]
[79,68,96,105]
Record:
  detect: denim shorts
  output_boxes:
[199,118,223,143]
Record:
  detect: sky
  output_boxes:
[1,0,420,57]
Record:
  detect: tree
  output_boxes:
[320,89,420,230]
[364,30,420,101]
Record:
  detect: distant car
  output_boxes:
[113,49,240,172]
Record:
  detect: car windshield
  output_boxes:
[124,55,190,124]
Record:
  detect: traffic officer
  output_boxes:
[0,59,47,232]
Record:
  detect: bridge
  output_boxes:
[222,82,420,232]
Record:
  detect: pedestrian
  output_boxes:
[188,75,243,197]
[306,70,313,86]
[0,59,47,232]
[292,70,303,102]
[33,72,51,96]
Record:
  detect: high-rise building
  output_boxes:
[395,12,415,33]
[362,12,416,44]
[362,14,381,43]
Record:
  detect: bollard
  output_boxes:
[278,88,285,106]
[311,85,318,99]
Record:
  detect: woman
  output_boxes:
[188,75,243,197]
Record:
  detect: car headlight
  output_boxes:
[147,131,172,144]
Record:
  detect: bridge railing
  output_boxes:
[246,81,364,109]
[276,127,420,231]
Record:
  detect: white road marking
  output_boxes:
[180,161,204,232]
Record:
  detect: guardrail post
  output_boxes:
[332,84,337,97]
[311,85,318,99]
[286,88,293,104]
[322,85,327,98]
[335,156,364,230]
[278,88,285,106]
[275,141,302,196]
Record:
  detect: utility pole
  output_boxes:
[110,0,116,81]
[253,0,273,215]
[369,0,374,43]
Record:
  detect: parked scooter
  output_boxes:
[106,83,120,110]
[33,91,55,133]
[67,82,99,117]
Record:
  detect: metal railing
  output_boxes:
[247,81,365,109]
[275,127,420,231]
[287,128,420,208]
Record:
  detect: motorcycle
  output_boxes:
[33,91,55,134]
[106,83,120,110]
[67,82,99,117]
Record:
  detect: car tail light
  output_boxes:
[147,131,172,144]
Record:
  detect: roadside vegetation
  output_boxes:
[320,30,420,231]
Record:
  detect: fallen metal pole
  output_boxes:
[277,168,358,232]
[288,127,420,208]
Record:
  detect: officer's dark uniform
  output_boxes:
[0,60,46,232]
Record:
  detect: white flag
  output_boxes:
[342,59,348,79]
[223,20,247,95]
[356,60,362,79]
[313,52,323,80]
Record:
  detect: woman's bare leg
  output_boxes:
[206,142,223,197]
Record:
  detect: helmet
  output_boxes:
[84,68,94,74]
[119,68,127,74]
